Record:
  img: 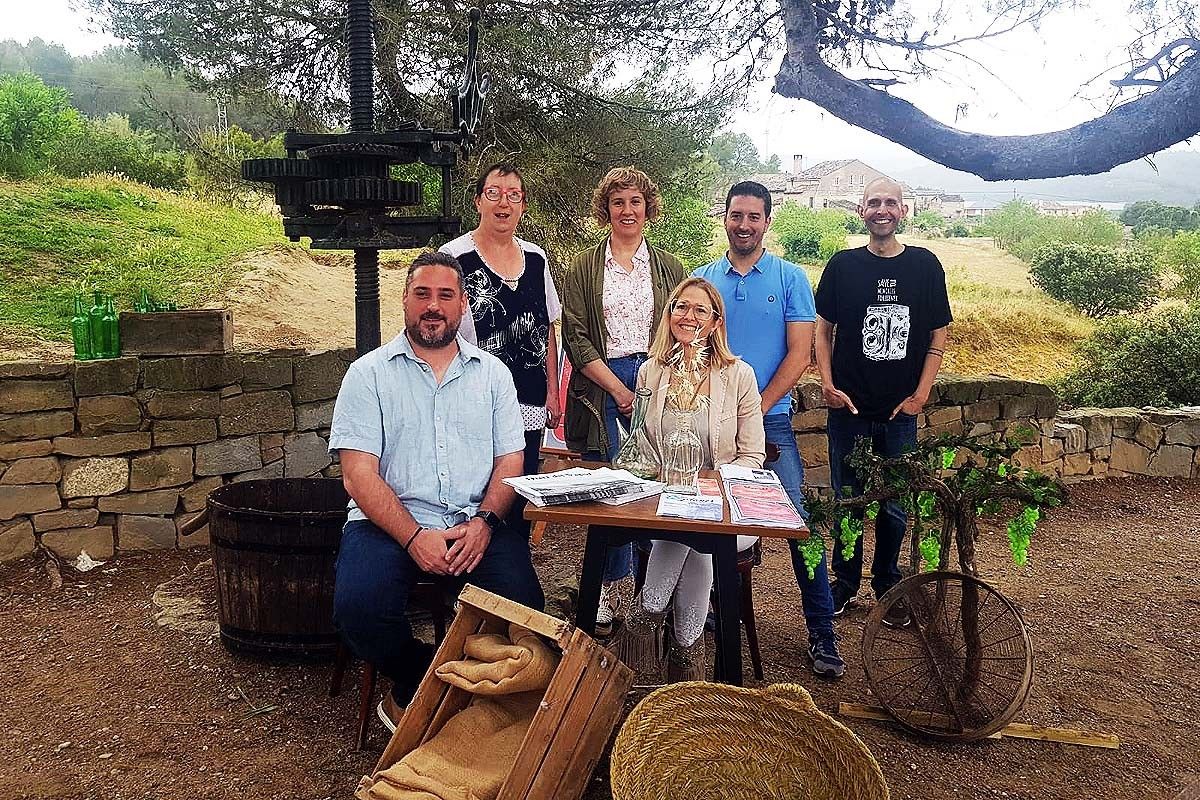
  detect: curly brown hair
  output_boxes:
[590,166,662,226]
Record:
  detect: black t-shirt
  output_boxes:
[815,245,952,421]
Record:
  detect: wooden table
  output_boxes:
[525,458,810,685]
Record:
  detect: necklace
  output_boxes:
[470,232,525,289]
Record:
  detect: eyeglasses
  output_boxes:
[669,301,717,321]
[482,186,525,204]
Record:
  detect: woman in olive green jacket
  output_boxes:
[561,165,686,634]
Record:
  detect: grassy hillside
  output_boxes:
[0,175,285,344]
[778,234,1094,382]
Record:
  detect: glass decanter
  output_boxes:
[612,387,660,480]
[661,407,702,494]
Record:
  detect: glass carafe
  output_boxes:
[662,408,702,494]
[612,387,660,480]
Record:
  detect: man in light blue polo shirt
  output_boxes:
[693,180,843,679]
[329,251,544,731]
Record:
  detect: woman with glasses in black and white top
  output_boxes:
[441,163,562,538]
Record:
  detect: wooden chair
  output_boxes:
[329,580,451,750]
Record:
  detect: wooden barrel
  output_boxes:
[207,478,347,657]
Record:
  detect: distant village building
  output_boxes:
[732,157,974,220]
[1031,199,1105,217]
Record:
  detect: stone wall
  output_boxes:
[792,374,1200,487]
[2,354,1198,564]
[0,350,354,563]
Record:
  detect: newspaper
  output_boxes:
[655,476,724,521]
[718,464,808,530]
[505,467,662,507]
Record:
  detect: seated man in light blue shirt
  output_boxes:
[693,180,843,680]
[329,251,544,733]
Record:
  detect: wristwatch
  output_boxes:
[472,509,501,532]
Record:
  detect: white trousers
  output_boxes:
[640,535,758,647]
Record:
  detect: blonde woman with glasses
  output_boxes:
[613,276,765,682]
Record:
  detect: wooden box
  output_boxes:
[119,310,233,355]
[373,585,634,800]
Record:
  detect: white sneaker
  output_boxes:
[376,695,404,734]
[595,582,616,636]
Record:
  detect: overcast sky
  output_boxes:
[7,0,1196,173]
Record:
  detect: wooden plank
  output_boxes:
[375,606,487,770]
[525,637,619,799]
[548,647,634,800]
[119,310,232,355]
[838,702,1003,739]
[530,520,547,546]
[999,722,1120,749]
[837,703,1119,748]
[459,584,574,648]
[498,630,597,800]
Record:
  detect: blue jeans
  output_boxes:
[595,352,648,583]
[333,518,544,704]
[827,409,918,599]
[764,413,835,644]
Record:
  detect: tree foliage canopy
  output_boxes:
[0,72,82,179]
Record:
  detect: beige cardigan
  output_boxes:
[635,358,766,470]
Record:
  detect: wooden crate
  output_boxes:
[373,585,633,800]
[119,310,232,355]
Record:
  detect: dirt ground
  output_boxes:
[1,476,1198,800]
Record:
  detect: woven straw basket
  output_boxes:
[610,682,889,800]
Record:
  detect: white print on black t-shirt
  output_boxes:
[877,278,898,303]
[862,304,910,361]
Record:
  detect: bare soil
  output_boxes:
[1,476,1198,800]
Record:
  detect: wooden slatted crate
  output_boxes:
[119,310,232,355]
[372,584,633,800]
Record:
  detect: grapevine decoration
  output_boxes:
[802,425,1066,742]
[802,427,1063,579]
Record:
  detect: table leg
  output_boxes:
[712,535,742,685]
[576,525,609,635]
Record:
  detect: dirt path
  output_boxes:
[1,476,1198,800]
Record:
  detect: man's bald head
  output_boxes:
[862,177,904,205]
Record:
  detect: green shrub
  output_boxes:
[1158,229,1200,298]
[911,209,946,233]
[50,114,186,189]
[0,72,83,178]
[946,221,971,238]
[772,203,850,263]
[980,201,1124,261]
[1058,303,1200,408]
[648,188,716,269]
[1029,241,1161,317]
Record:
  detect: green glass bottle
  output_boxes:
[100,295,119,358]
[88,290,105,358]
[70,294,92,360]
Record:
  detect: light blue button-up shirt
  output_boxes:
[328,332,525,529]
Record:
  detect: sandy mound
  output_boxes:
[223,246,412,351]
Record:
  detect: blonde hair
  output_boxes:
[591,166,662,225]
[648,277,737,368]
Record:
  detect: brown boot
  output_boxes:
[611,593,666,684]
[666,631,706,683]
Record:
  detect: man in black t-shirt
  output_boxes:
[814,178,952,627]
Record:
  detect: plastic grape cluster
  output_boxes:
[837,514,863,561]
[918,532,941,572]
[1006,505,1040,567]
[798,537,825,580]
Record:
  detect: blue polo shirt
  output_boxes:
[693,251,816,417]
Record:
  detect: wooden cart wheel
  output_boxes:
[862,571,1033,742]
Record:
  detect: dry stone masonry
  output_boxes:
[0,351,351,563]
[1,353,1197,565]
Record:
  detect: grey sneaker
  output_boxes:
[808,637,845,679]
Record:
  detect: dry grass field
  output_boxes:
[795,234,1094,382]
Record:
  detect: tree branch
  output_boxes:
[775,0,1200,180]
